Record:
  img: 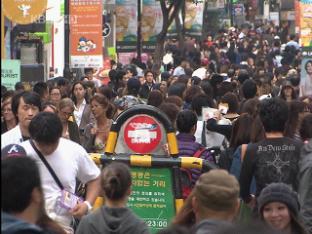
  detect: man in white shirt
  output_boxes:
[1,91,41,148]
[21,112,101,233]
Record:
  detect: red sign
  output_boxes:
[124,116,162,154]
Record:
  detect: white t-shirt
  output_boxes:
[21,138,100,229]
[192,67,207,80]
[1,125,24,149]
[92,77,102,88]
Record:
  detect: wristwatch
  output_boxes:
[83,200,92,213]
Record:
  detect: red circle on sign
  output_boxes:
[124,115,162,154]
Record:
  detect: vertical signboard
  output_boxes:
[295,0,300,34]
[142,0,163,52]
[184,1,204,38]
[299,0,312,47]
[115,0,137,52]
[300,48,312,97]
[1,60,21,90]
[269,12,280,26]
[128,167,176,234]
[70,0,103,68]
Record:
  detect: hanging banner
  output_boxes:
[70,0,103,68]
[116,0,137,52]
[142,0,163,52]
[269,12,280,26]
[184,2,204,38]
[299,0,312,47]
[2,0,47,25]
[295,0,301,34]
[300,48,312,97]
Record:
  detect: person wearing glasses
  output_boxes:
[58,98,81,144]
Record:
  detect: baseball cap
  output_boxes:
[1,144,27,158]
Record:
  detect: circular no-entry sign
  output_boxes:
[124,115,162,154]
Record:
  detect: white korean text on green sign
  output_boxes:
[128,167,176,233]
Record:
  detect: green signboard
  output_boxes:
[1,59,21,90]
[128,167,176,233]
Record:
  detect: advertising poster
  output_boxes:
[299,0,312,47]
[142,0,163,52]
[269,12,280,26]
[1,60,21,90]
[184,2,204,38]
[70,0,103,68]
[300,48,312,97]
[115,0,137,52]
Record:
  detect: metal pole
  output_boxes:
[1,2,5,59]
[137,0,142,62]
[64,0,71,80]
[230,0,233,26]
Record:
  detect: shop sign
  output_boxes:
[1,60,21,90]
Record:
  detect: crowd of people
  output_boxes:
[1,21,312,234]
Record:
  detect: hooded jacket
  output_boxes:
[298,139,312,234]
[75,206,149,234]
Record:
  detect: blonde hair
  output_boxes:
[58,98,74,112]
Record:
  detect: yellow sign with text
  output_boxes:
[2,0,47,25]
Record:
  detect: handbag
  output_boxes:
[29,140,83,214]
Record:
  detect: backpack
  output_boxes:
[181,147,208,199]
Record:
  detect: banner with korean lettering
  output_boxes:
[184,1,204,38]
[115,0,137,52]
[128,167,176,234]
[70,0,103,68]
[299,0,312,47]
[142,0,163,52]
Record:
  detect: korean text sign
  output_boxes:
[128,167,176,233]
